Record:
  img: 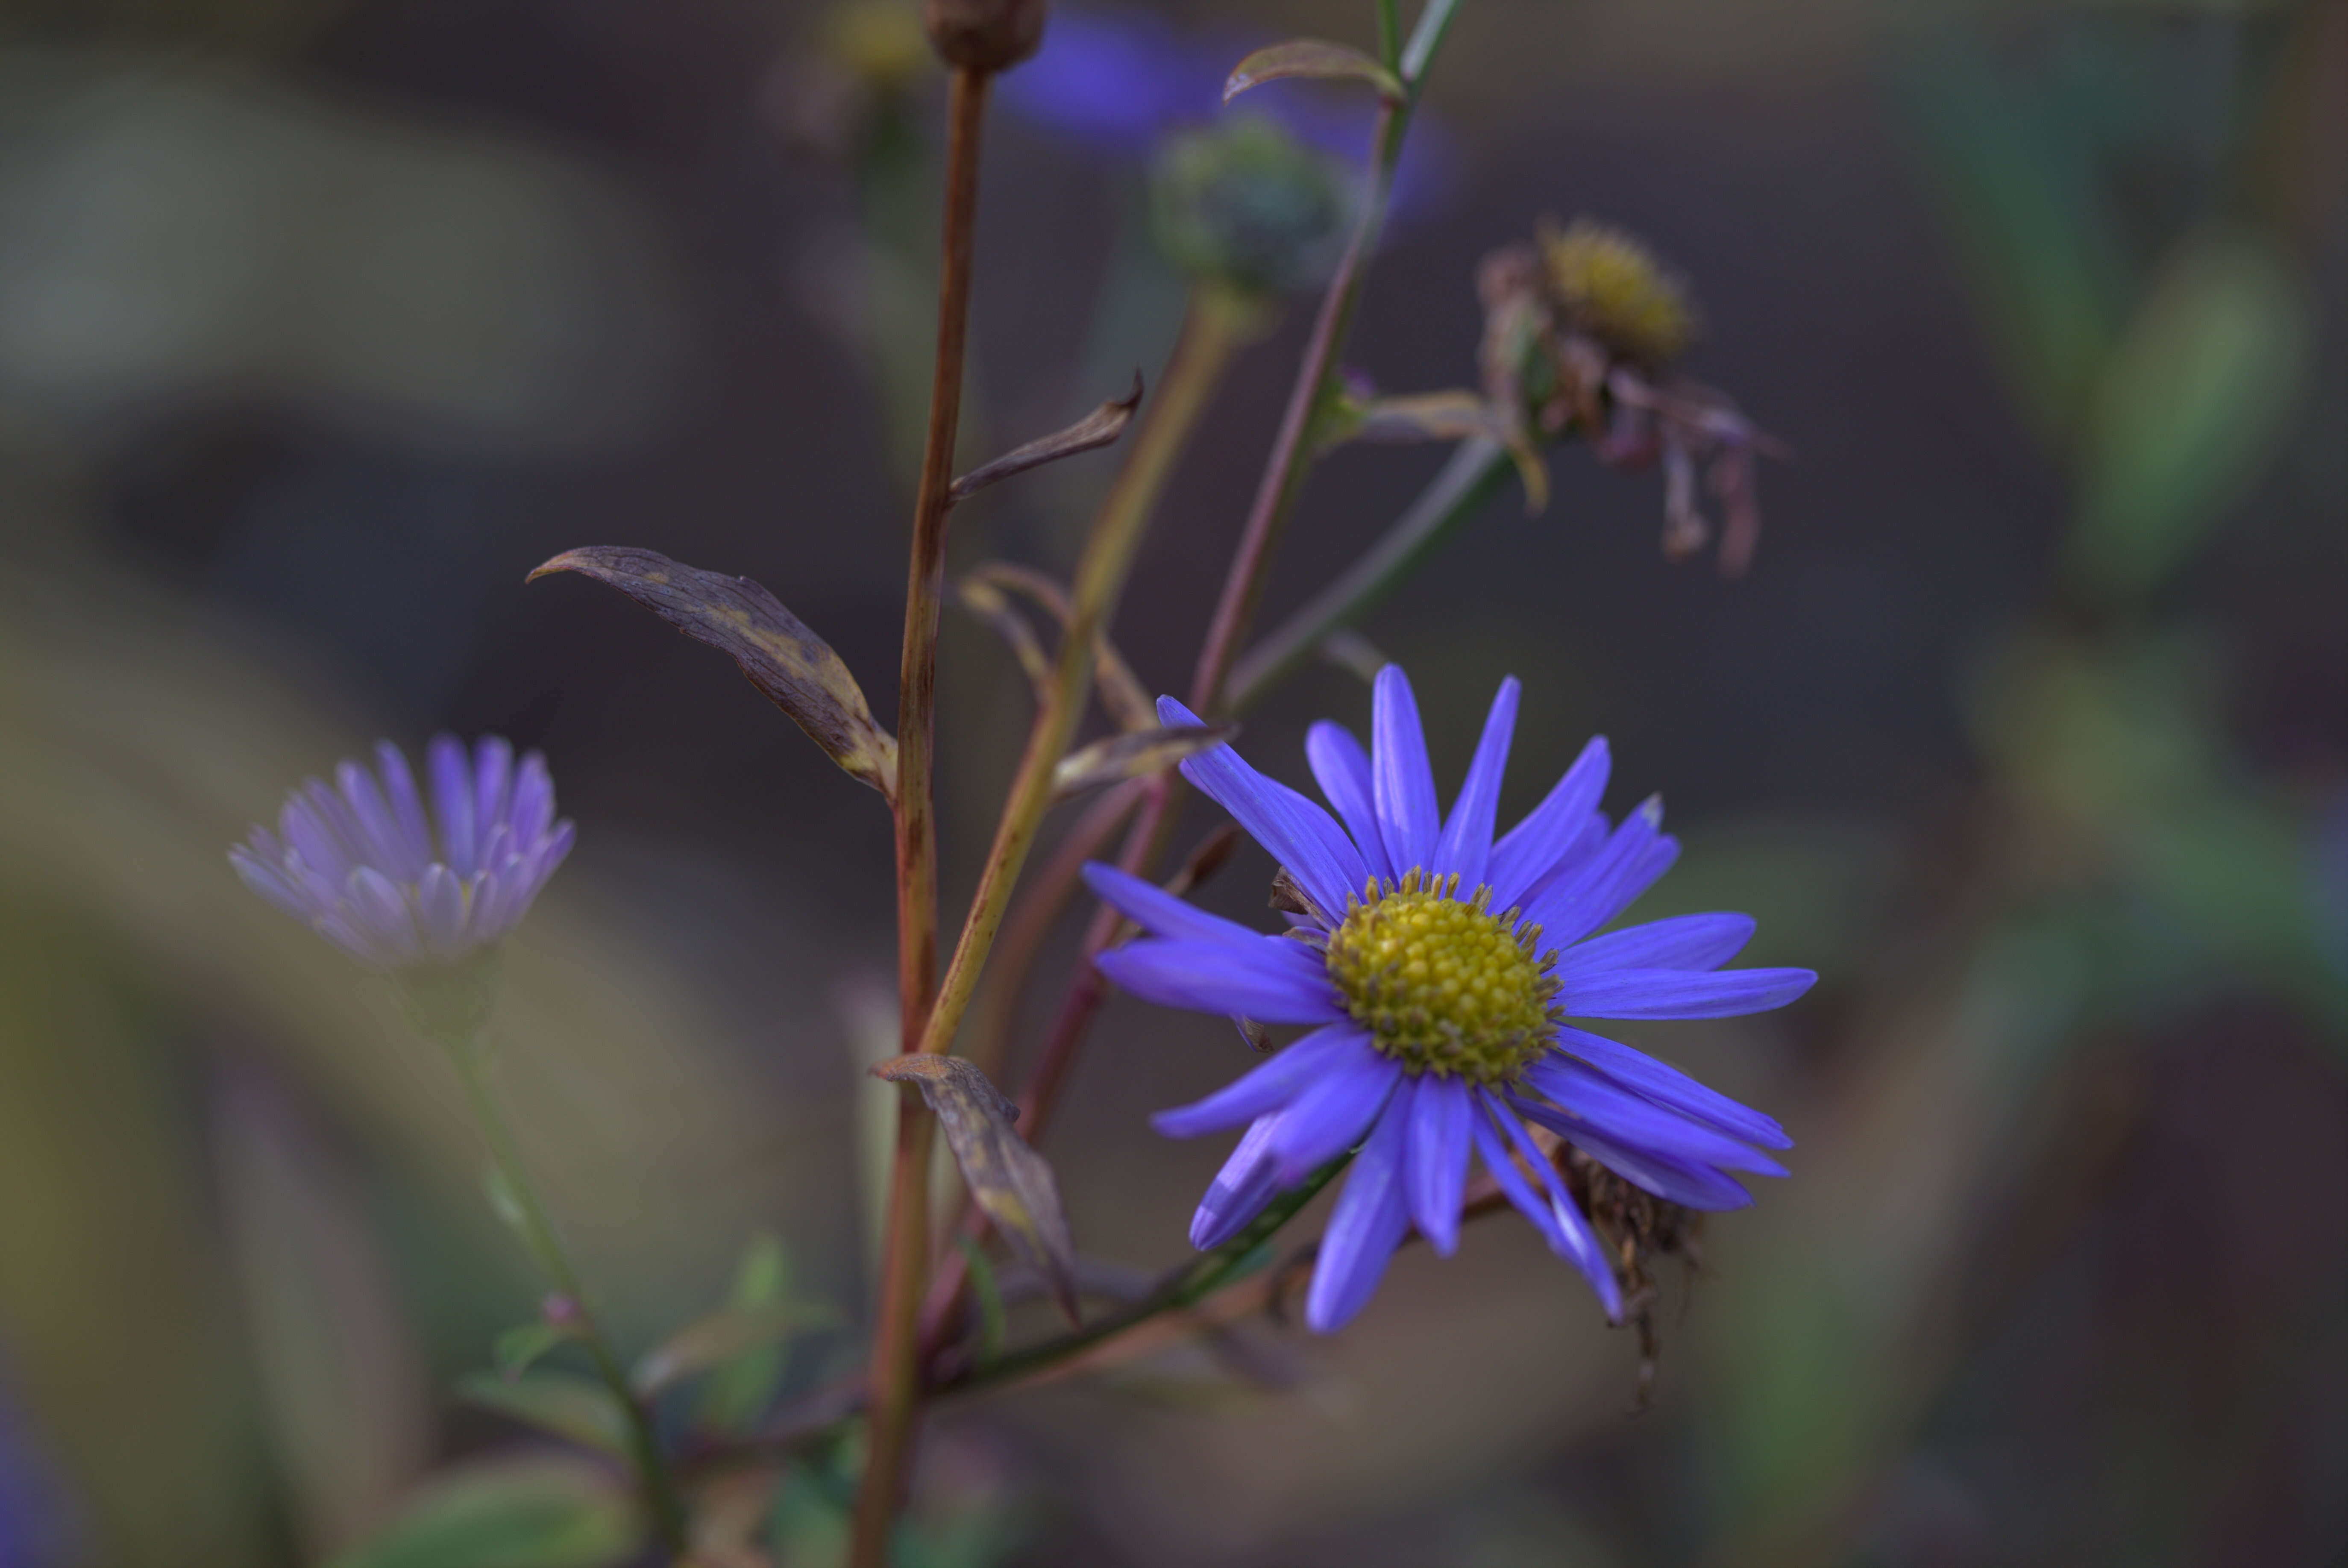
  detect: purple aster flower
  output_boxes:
[231,736,574,970]
[1085,667,1814,1332]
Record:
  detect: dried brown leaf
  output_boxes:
[529,547,896,799]
[870,1055,1079,1322]
[949,374,1144,502]
[1224,38,1404,104]
[1051,724,1237,804]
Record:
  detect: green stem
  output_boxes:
[1226,436,1512,713]
[1375,0,1401,68]
[911,287,1253,1064]
[439,1035,690,1558]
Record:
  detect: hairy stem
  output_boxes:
[859,63,991,1568]
[1226,436,1512,712]
[440,1035,689,1557]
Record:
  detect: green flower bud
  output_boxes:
[1149,117,1356,298]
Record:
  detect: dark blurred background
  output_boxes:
[3,1,2345,1565]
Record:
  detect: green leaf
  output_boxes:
[1051,724,1239,803]
[1224,38,1404,104]
[870,1055,1080,1322]
[328,1454,644,1568]
[453,1370,631,1460]
[493,1319,585,1380]
[632,1302,836,1398]
[2067,231,2314,602]
[694,1234,796,1435]
[529,546,898,799]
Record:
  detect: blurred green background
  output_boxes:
[3,0,2345,1564]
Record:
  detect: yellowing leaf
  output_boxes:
[1224,38,1404,104]
[529,546,898,799]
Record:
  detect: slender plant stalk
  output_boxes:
[858,63,991,1568]
[440,1036,689,1557]
[910,288,1251,1067]
[1226,436,1512,712]
[959,776,1147,1086]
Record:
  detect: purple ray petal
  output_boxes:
[1405,1073,1472,1255]
[1151,1022,1372,1138]
[508,752,555,848]
[1488,735,1610,908]
[1521,799,1674,951]
[416,864,469,962]
[1306,722,1392,885]
[1512,1099,1757,1210]
[279,789,358,886]
[1304,1099,1414,1332]
[1558,966,1817,1020]
[373,742,434,870]
[1551,913,1756,977]
[474,736,516,838]
[1159,696,1368,920]
[428,734,478,878]
[1548,1026,1792,1148]
[1485,1093,1622,1319]
[1083,863,1278,948]
[1371,666,1441,877]
[1096,937,1337,1024]
[337,761,423,884]
[346,867,422,966]
[1189,1117,1287,1249]
[230,846,314,921]
[1432,677,1518,890]
[1265,1050,1401,1183]
[1522,1057,1787,1176]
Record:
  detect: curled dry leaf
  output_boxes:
[529,546,897,799]
[870,1054,1080,1323]
[1224,38,1405,104]
[949,373,1144,502]
[1051,723,1239,804]
[955,576,1052,696]
[963,562,1156,731]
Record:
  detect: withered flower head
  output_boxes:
[1478,216,1783,575]
[1538,217,1698,368]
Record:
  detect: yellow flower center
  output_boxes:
[1538,217,1697,366]
[1324,871,1559,1084]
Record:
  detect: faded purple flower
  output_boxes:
[1086,667,1813,1332]
[232,736,573,970]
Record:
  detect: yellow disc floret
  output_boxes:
[1324,871,1560,1084]
[1538,217,1698,367]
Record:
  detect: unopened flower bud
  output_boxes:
[1150,117,1355,297]
[923,0,1047,72]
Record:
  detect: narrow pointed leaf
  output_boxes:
[1350,391,1503,446]
[631,1303,836,1398]
[529,546,897,799]
[452,1370,630,1460]
[949,373,1143,502]
[1052,723,1239,803]
[694,1234,794,1435]
[326,1454,643,1568]
[493,1319,585,1380]
[967,562,1156,730]
[871,1054,1080,1322]
[1225,38,1404,103]
[956,577,1053,697]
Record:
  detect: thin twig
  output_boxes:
[857,62,992,1568]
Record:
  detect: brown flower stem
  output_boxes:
[856,62,990,1568]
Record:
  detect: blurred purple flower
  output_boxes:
[1086,666,1813,1332]
[232,736,574,970]
[999,7,1452,218]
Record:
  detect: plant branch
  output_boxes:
[858,62,991,1568]
[1226,436,1512,712]
[441,1035,689,1557]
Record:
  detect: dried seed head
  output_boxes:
[924,0,1047,72]
[1538,217,1698,367]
